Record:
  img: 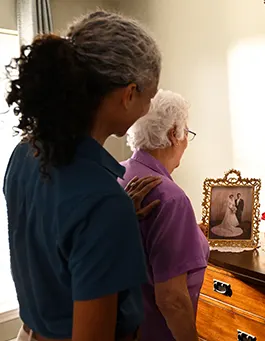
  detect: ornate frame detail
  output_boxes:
[202,169,261,248]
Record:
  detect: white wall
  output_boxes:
[51,0,119,33]
[0,0,16,30]
[120,0,265,218]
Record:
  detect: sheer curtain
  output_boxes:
[16,0,53,45]
[0,31,20,313]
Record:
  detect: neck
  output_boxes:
[89,101,115,146]
[145,148,176,174]
[90,131,108,146]
[90,122,111,146]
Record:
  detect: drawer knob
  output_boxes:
[213,279,232,297]
[238,330,257,341]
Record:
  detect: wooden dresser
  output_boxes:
[197,250,265,341]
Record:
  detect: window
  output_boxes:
[0,29,20,315]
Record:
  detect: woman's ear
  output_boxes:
[168,127,178,146]
[121,83,138,110]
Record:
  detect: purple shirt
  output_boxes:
[119,150,210,341]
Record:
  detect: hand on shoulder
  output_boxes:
[125,176,162,220]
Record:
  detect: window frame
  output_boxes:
[0,27,20,341]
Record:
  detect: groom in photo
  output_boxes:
[235,193,244,225]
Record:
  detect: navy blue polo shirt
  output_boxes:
[3,137,147,339]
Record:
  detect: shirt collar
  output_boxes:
[76,136,125,179]
[131,149,172,179]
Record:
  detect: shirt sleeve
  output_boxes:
[147,194,208,283]
[68,193,147,301]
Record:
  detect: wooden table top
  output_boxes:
[209,249,265,283]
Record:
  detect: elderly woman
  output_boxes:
[4,11,161,341]
[119,89,209,341]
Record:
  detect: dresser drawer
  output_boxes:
[201,266,265,318]
[197,295,265,341]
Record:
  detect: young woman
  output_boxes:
[4,11,161,341]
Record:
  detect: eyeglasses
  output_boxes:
[185,129,196,141]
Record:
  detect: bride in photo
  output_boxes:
[211,194,243,237]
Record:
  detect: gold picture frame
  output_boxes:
[202,169,261,248]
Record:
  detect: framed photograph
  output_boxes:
[202,169,261,249]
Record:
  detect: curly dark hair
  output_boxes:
[5,11,161,177]
[6,35,113,176]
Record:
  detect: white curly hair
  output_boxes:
[127,89,190,151]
